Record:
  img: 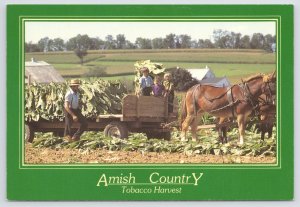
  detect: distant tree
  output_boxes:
[226,32,242,49]
[37,37,50,52]
[51,38,65,51]
[198,39,205,48]
[104,35,116,49]
[116,34,126,49]
[233,33,242,48]
[135,37,152,49]
[124,40,136,49]
[250,33,265,49]
[175,36,181,48]
[89,37,103,50]
[203,39,215,48]
[152,37,164,49]
[25,42,41,52]
[198,39,214,48]
[178,34,192,48]
[190,40,199,48]
[263,34,275,52]
[46,39,55,51]
[213,29,241,48]
[66,34,91,65]
[169,68,198,91]
[240,35,251,49]
[213,29,226,48]
[163,33,176,49]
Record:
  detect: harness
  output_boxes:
[192,84,239,118]
[239,81,260,116]
[205,86,239,118]
[189,74,275,121]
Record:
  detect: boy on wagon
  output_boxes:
[139,67,153,96]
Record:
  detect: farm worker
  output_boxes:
[152,76,165,97]
[139,67,153,96]
[163,73,175,113]
[64,79,88,142]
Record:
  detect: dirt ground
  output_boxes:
[25,144,276,164]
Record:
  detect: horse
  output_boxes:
[257,94,276,140]
[180,72,276,145]
[217,79,276,143]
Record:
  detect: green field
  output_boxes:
[25,48,276,84]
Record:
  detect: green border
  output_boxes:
[7,5,293,200]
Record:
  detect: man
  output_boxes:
[64,79,88,142]
[139,67,153,96]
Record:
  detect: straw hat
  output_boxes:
[69,79,81,86]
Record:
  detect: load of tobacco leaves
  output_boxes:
[25,80,127,122]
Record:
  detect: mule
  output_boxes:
[180,72,276,145]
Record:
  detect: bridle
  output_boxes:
[240,78,260,116]
[240,74,276,116]
[260,80,276,105]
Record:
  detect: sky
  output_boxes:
[25,21,276,43]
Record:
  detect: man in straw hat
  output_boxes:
[64,79,88,142]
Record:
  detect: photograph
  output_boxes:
[6,4,293,201]
[23,20,277,165]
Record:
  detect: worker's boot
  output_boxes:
[64,135,73,142]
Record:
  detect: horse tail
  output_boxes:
[181,84,200,126]
[180,94,187,126]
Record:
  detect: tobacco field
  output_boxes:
[25,126,276,164]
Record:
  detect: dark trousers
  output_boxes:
[64,108,88,139]
[168,94,174,113]
[142,87,152,96]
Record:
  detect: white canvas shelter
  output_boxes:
[187,66,215,81]
[187,66,231,87]
[199,77,231,87]
[25,59,65,84]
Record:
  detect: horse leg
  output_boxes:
[261,123,266,141]
[237,115,246,145]
[191,114,200,142]
[223,126,228,143]
[180,115,194,141]
[267,123,273,138]
[217,126,224,143]
[218,117,227,144]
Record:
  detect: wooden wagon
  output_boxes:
[25,94,178,142]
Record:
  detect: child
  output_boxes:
[163,73,175,113]
[139,67,153,96]
[152,76,165,97]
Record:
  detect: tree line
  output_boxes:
[25,29,276,53]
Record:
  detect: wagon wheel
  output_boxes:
[104,121,128,139]
[25,123,35,143]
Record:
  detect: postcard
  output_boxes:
[7,4,293,200]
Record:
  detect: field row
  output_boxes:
[25,49,276,84]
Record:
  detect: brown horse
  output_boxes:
[258,94,276,140]
[217,81,276,142]
[180,73,276,145]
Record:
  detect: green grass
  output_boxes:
[25,48,276,83]
[99,52,275,64]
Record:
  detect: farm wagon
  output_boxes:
[25,95,178,142]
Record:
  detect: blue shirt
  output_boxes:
[139,75,153,89]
